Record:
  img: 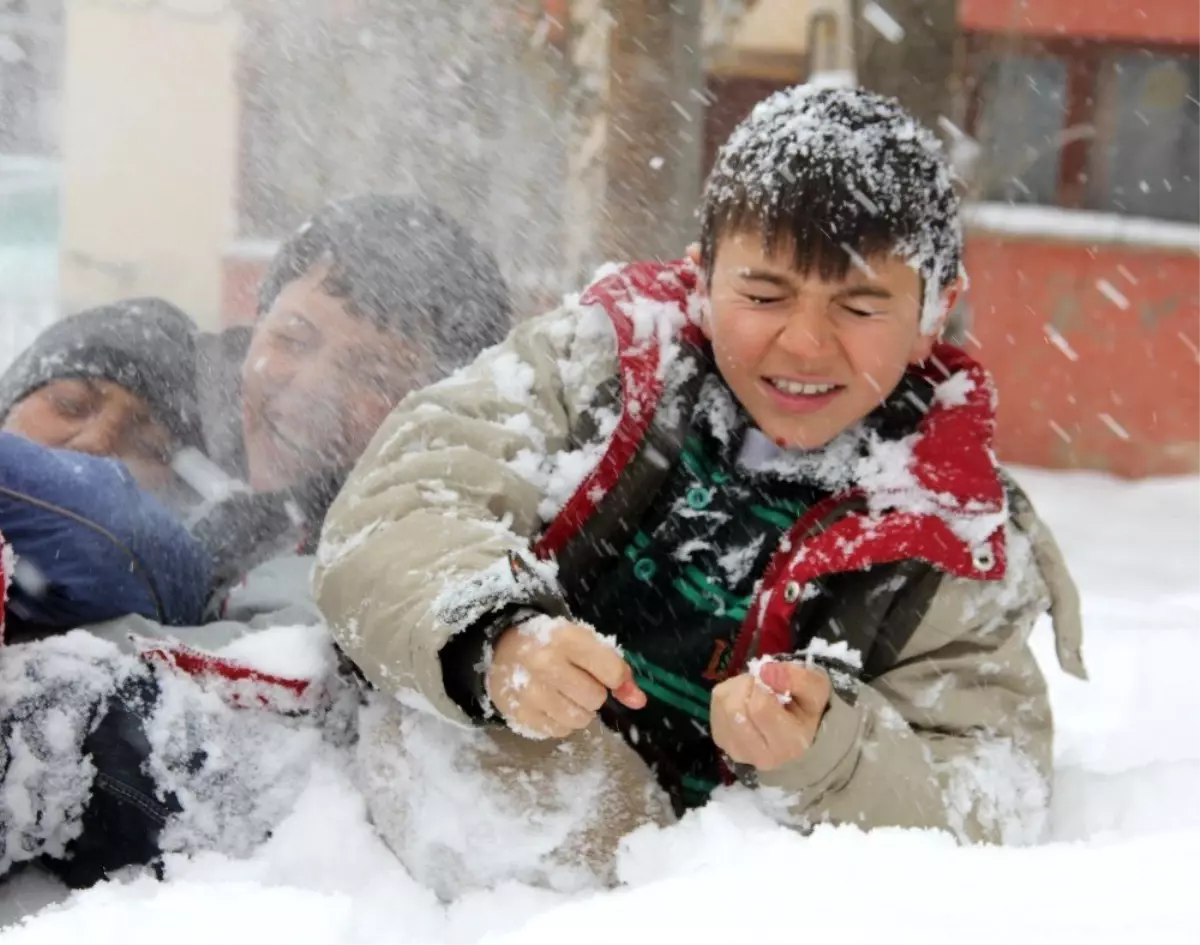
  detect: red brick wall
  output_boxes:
[960,0,1200,45]
[956,0,1200,475]
[965,234,1199,477]
[222,255,267,327]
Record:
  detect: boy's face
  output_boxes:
[699,232,956,449]
[3,378,176,492]
[241,267,424,492]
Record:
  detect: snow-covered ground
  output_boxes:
[2,467,1198,944]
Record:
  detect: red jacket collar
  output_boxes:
[906,344,1005,516]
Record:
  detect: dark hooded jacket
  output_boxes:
[0,433,211,639]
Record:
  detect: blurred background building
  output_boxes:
[0,0,1196,475]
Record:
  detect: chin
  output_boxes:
[766,421,842,452]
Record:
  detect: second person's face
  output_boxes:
[240,267,424,492]
[2,378,177,492]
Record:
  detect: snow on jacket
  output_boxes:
[314,260,1088,845]
[74,551,336,717]
[0,433,211,635]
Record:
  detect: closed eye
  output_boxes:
[840,303,884,317]
[49,393,92,418]
[745,293,785,306]
[271,330,313,354]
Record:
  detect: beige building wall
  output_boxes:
[58,2,238,330]
[710,0,853,79]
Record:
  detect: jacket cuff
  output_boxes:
[439,605,552,724]
[757,689,864,795]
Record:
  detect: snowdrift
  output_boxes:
[2,468,1197,944]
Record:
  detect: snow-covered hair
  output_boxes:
[699,85,963,330]
[258,194,512,375]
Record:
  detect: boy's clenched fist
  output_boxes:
[710,661,832,771]
[488,617,646,739]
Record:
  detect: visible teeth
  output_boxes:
[770,378,838,395]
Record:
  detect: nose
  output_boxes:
[775,295,837,361]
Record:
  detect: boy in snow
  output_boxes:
[314,86,1087,890]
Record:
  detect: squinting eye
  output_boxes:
[842,305,882,317]
[746,294,783,306]
[272,331,310,354]
[50,395,90,418]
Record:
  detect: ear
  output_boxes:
[690,253,715,341]
[908,280,962,363]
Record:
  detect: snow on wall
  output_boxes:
[964,202,1200,251]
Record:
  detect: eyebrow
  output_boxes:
[737,269,894,300]
[836,285,894,300]
[128,416,170,444]
[736,269,793,287]
[105,389,155,429]
[66,378,106,404]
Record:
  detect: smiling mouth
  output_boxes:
[765,378,844,396]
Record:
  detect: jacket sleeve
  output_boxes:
[755,506,1086,845]
[313,307,605,725]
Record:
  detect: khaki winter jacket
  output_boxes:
[315,262,1086,847]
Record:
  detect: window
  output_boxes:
[973,55,1069,205]
[965,37,1200,224]
[1088,52,1199,222]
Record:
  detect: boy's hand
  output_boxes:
[710,661,831,771]
[487,618,646,738]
